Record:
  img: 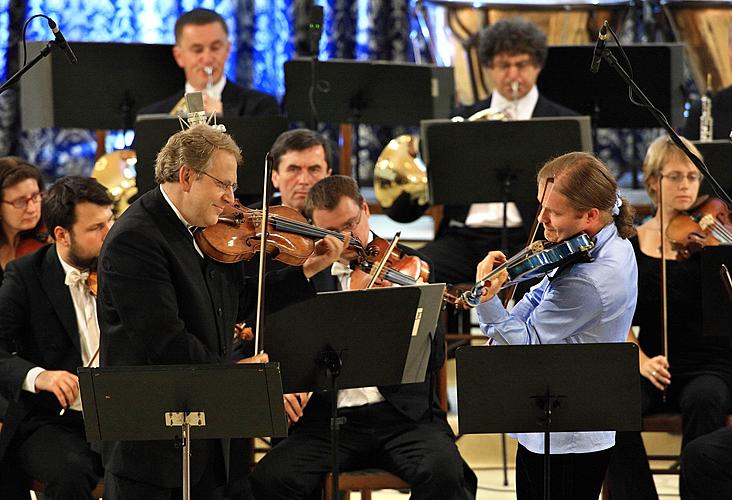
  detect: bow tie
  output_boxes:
[331,261,352,279]
[65,268,90,288]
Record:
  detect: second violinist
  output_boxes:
[251,175,478,500]
[472,152,637,500]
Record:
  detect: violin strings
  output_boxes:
[710,222,732,243]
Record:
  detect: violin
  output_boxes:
[457,233,595,308]
[193,201,366,264]
[350,236,431,289]
[666,196,732,260]
[86,270,98,297]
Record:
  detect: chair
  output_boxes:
[31,479,104,499]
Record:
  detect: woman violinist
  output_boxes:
[472,152,637,500]
[0,157,49,280]
[606,135,732,500]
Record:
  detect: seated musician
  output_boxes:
[0,176,113,500]
[0,157,49,280]
[606,135,732,500]
[472,152,637,500]
[251,175,477,500]
[252,128,333,213]
[138,8,280,117]
[389,17,576,286]
[97,124,344,499]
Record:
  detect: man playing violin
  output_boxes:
[0,176,113,499]
[251,175,477,500]
[606,135,732,500]
[97,125,346,500]
[472,152,638,500]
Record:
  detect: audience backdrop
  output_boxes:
[0,0,698,187]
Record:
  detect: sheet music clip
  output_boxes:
[177,91,226,132]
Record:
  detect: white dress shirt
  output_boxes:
[185,74,226,102]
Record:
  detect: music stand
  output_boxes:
[20,42,184,130]
[537,44,685,129]
[421,116,592,250]
[132,114,288,201]
[283,58,454,126]
[79,363,287,500]
[263,284,445,494]
[701,246,732,336]
[456,343,640,500]
[692,140,732,197]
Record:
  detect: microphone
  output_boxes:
[46,18,78,64]
[307,5,324,57]
[590,22,608,74]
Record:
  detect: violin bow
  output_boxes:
[366,232,401,289]
[500,177,555,308]
[253,153,275,355]
[658,174,670,402]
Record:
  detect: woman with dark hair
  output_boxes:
[0,157,48,278]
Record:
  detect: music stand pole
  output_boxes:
[0,41,59,95]
[319,350,344,497]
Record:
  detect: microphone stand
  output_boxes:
[597,42,731,205]
[0,40,60,95]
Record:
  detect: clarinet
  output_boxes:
[700,73,714,142]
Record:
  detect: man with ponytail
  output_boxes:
[471,152,638,500]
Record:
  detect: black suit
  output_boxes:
[0,245,103,500]
[138,79,281,117]
[251,243,477,500]
[97,187,315,497]
[680,85,732,141]
[408,93,578,285]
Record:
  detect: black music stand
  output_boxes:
[263,284,445,495]
[132,114,288,201]
[692,140,732,197]
[283,58,454,126]
[421,116,592,251]
[456,343,640,500]
[702,246,732,335]
[537,44,685,129]
[20,42,184,130]
[79,363,287,499]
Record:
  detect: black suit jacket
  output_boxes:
[680,85,732,141]
[0,245,83,461]
[138,79,281,117]
[97,187,315,487]
[305,242,444,423]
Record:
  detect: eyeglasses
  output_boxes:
[490,59,535,72]
[201,171,238,193]
[661,172,701,184]
[2,191,42,210]
[339,207,363,232]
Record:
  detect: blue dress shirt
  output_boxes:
[476,223,638,454]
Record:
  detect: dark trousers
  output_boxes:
[251,402,476,500]
[606,373,732,500]
[515,443,612,500]
[104,439,227,500]
[1,410,103,500]
[681,426,732,500]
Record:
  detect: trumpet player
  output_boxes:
[138,8,280,117]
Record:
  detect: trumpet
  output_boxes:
[204,65,214,98]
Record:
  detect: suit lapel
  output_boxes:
[38,245,81,352]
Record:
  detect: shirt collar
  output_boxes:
[56,246,88,279]
[491,85,539,121]
[185,76,226,102]
[159,185,195,233]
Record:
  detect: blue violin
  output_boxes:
[458,233,595,308]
